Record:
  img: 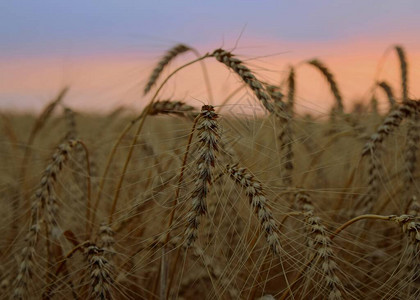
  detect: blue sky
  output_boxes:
[1,1,419,57]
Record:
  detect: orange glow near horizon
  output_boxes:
[1,38,420,115]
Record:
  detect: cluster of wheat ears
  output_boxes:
[0,44,419,299]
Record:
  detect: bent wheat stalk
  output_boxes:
[107,53,211,224]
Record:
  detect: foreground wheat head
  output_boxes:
[184,105,220,247]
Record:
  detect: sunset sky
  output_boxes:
[1,1,420,114]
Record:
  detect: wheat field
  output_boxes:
[0,44,419,300]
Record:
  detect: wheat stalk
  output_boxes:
[63,107,77,140]
[370,94,379,114]
[403,199,420,299]
[107,54,210,225]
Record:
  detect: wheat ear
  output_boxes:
[295,192,344,300]
[63,107,92,219]
[359,100,420,212]
[86,244,114,300]
[395,45,408,101]
[20,87,69,207]
[394,47,416,211]
[308,59,343,113]
[266,84,284,107]
[226,164,282,255]
[148,100,195,116]
[389,215,420,300]
[402,112,420,209]
[362,99,419,156]
[286,66,295,115]
[377,81,397,110]
[98,223,115,259]
[184,105,219,247]
[280,66,295,186]
[212,48,282,116]
[358,101,419,212]
[13,140,79,300]
[144,44,191,94]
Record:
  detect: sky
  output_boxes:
[1,1,420,114]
